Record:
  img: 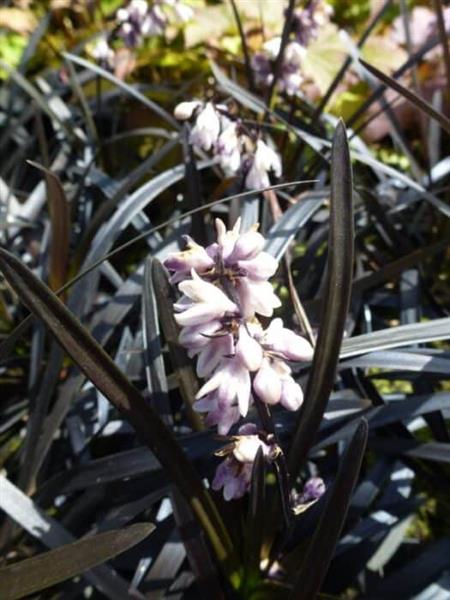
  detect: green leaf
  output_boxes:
[288,120,354,478]
[360,36,407,73]
[0,249,235,579]
[302,25,348,95]
[289,419,368,600]
[0,523,154,600]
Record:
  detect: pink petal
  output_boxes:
[253,359,282,405]
[280,377,304,411]
[235,325,263,372]
[227,231,265,262]
[238,252,278,280]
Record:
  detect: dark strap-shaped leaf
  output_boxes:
[360,59,450,134]
[151,259,204,430]
[142,257,172,426]
[0,523,154,600]
[63,52,180,130]
[28,161,71,293]
[289,419,368,600]
[288,120,354,477]
[0,249,234,574]
[244,447,266,588]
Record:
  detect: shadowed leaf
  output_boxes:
[245,447,266,586]
[151,258,204,431]
[0,523,154,600]
[289,419,368,600]
[28,160,70,292]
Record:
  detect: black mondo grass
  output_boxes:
[0,2,449,598]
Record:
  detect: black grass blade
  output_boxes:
[0,523,154,600]
[289,419,368,600]
[359,59,450,135]
[28,161,71,292]
[288,120,354,478]
[151,259,204,431]
[244,447,266,590]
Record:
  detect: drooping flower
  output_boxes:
[262,318,314,362]
[115,0,192,48]
[189,102,222,151]
[292,0,333,46]
[164,235,214,283]
[253,38,305,96]
[245,140,282,190]
[212,424,280,500]
[299,477,326,503]
[90,35,115,70]
[291,476,326,514]
[194,394,241,435]
[173,99,282,190]
[174,269,239,327]
[215,120,242,175]
[251,318,313,410]
[174,100,202,121]
[196,354,252,417]
[117,0,155,47]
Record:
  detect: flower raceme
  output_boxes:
[173,100,283,190]
[164,219,314,498]
[251,0,333,96]
[117,0,193,48]
[89,0,193,67]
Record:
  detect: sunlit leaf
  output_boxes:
[303,24,348,95]
[288,120,354,478]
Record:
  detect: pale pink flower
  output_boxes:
[173,100,202,121]
[212,424,280,500]
[291,476,326,514]
[174,270,238,327]
[253,355,306,411]
[90,35,115,70]
[215,121,242,174]
[164,236,214,282]
[165,219,281,319]
[194,394,240,435]
[189,102,221,151]
[196,355,251,417]
[245,140,282,190]
[262,318,314,362]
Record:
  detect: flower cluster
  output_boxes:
[89,0,192,69]
[252,0,332,95]
[174,100,282,190]
[164,218,314,499]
